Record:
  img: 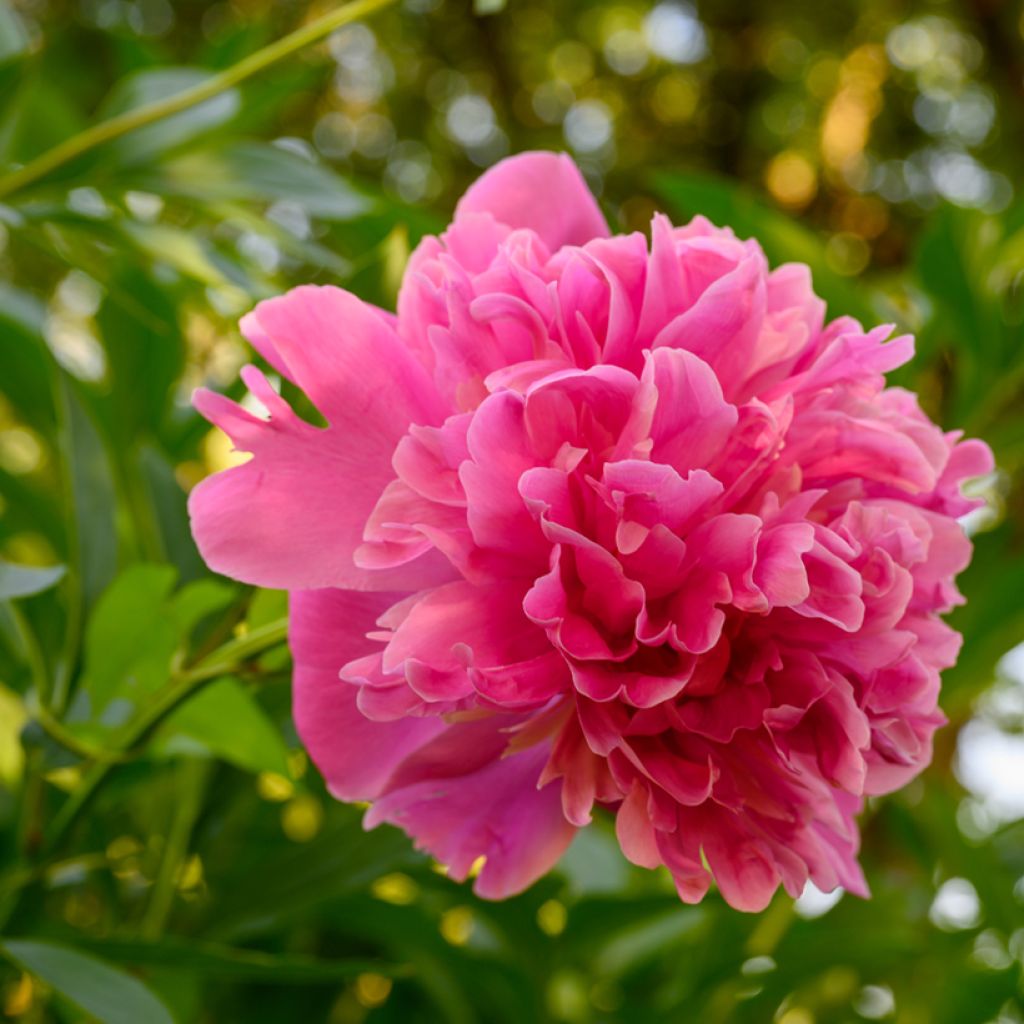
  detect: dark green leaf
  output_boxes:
[60,378,119,607]
[0,282,55,432]
[1,939,176,1024]
[77,936,408,982]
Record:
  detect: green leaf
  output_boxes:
[168,579,237,636]
[0,560,65,600]
[61,378,119,607]
[137,444,208,582]
[118,221,252,296]
[142,140,370,220]
[76,936,408,983]
[91,266,185,440]
[205,816,420,940]
[98,67,241,166]
[156,675,290,776]
[81,564,180,712]
[0,282,55,433]
[246,588,288,630]
[0,939,176,1024]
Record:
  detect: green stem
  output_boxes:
[140,759,210,939]
[8,602,51,708]
[43,617,288,852]
[0,0,396,200]
[34,705,131,764]
[50,379,83,717]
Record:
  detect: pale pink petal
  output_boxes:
[455,151,609,251]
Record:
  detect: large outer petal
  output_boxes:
[189,285,450,591]
[454,151,609,251]
[290,588,445,801]
[366,736,576,899]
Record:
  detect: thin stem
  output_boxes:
[34,705,131,764]
[140,759,210,938]
[8,602,51,708]
[50,379,82,717]
[0,0,396,200]
[43,617,288,852]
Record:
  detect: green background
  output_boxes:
[0,0,1022,1021]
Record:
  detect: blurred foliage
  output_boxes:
[0,0,1023,1022]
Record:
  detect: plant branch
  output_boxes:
[34,705,132,764]
[43,617,288,852]
[0,0,396,200]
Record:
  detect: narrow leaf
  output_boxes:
[1,939,176,1024]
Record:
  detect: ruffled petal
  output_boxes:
[366,734,576,899]
[290,588,445,800]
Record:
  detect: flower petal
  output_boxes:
[290,588,445,801]
[455,151,609,251]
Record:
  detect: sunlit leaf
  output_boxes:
[98,67,240,166]
[141,140,370,221]
[81,564,179,711]
[156,675,290,776]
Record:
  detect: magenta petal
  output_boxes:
[290,589,445,800]
[644,347,739,474]
[188,151,992,914]
[454,151,609,251]
[366,740,576,899]
[243,285,445,431]
[191,286,449,591]
[702,822,781,913]
[615,784,662,869]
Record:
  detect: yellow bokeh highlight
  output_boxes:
[825,233,870,276]
[650,72,700,125]
[372,872,418,905]
[44,766,82,793]
[4,973,34,1017]
[439,906,474,946]
[287,750,308,779]
[778,1010,815,1024]
[0,427,44,475]
[257,771,294,802]
[536,899,568,936]
[765,152,818,209]
[354,973,393,1008]
[202,426,251,475]
[549,41,594,86]
[281,793,323,842]
[821,45,887,174]
[176,853,204,891]
[0,685,27,786]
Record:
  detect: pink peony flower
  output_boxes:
[189,152,993,911]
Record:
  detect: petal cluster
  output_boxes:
[190,152,992,911]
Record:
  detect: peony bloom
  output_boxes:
[189,152,992,911]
